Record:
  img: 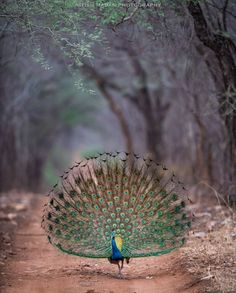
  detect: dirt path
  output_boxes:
[1,198,202,293]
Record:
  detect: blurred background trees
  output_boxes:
[0,0,235,201]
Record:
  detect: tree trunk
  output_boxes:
[96,81,134,155]
[125,48,168,161]
[142,97,163,161]
[82,64,134,154]
[188,2,236,181]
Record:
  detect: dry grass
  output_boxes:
[182,204,236,293]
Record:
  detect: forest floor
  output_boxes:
[0,191,235,293]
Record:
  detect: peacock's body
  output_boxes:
[42,152,192,275]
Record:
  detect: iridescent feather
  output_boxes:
[42,152,192,260]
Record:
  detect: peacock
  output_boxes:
[42,152,192,277]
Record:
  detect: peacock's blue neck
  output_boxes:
[111,238,123,260]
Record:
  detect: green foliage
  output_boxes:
[1,0,181,69]
[32,47,52,70]
[2,0,104,67]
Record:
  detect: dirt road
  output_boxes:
[1,197,202,293]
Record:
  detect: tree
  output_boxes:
[187,1,236,182]
[0,30,98,192]
[1,0,235,195]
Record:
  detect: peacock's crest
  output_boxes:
[42,152,192,259]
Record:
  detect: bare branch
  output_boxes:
[205,0,236,19]
[113,0,142,30]
[222,0,229,31]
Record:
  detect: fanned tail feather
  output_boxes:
[42,152,192,258]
